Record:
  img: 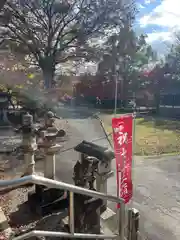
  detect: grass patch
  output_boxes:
[101,114,180,156]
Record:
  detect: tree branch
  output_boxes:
[6,2,42,58]
[6,24,39,62]
[52,0,85,56]
[26,1,48,31]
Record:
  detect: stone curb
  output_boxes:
[0,207,13,239]
[141,153,180,159]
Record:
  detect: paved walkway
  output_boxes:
[109,156,180,240]
[56,104,180,240]
[54,104,110,184]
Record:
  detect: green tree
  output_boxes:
[97,28,157,106]
[1,0,135,89]
[162,31,180,82]
[165,45,180,81]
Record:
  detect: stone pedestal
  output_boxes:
[44,111,55,128]
[44,144,62,179]
[95,159,114,213]
[22,134,37,175]
[27,127,67,216]
[39,124,62,179]
[24,151,35,175]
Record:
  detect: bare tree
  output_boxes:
[1,0,135,88]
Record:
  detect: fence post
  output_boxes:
[127,208,140,240]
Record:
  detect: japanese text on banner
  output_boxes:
[112,115,133,206]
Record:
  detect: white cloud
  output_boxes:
[146,32,172,43]
[139,15,151,27]
[146,32,173,55]
[138,3,145,9]
[144,0,156,5]
[140,0,180,29]
[138,0,180,54]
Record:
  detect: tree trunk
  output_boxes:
[122,75,129,108]
[42,68,54,89]
[40,55,56,89]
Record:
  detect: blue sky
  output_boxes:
[135,0,180,55]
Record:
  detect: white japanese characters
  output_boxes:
[113,121,129,198]
[112,116,133,204]
[114,123,128,146]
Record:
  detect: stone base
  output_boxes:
[100,204,107,214]
[28,185,69,216]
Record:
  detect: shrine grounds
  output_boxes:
[1,103,180,240]
[101,114,180,156]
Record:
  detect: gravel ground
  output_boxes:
[0,129,23,225]
[0,119,69,239]
[0,128,21,175]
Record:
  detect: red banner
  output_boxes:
[112,114,133,207]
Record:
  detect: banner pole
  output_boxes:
[132,93,136,204]
[114,75,118,116]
